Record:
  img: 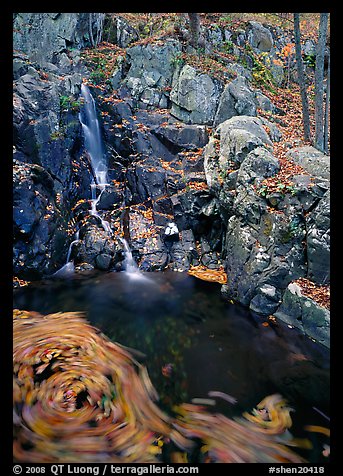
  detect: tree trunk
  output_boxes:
[314,13,329,152]
[187,13,201,49]
[89,13,95,48]
[293,13,311,142]
[95,13,105,46]
[324,51,330,154]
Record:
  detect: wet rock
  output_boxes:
[13,160,69,279]
[95,253,113,270]
[75,262,95,272]
[124,120,176,163]
[171,189,213,234]
[74,225,122,271]
[97,186,123,210]
[274,284,330,348]
[199,238,221,269]
[13,66,90,205]
[169,229,199,271]
[249,284,282,314]
[139,235,169,271]
[126,158,167,204]
[152,197,174,226]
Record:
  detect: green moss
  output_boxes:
[60,95,83,112]
[89,69,106,85]
[263,215,273,236]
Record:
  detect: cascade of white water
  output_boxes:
[79,83,108,187]
[66,230,80,263]
[118,236,139,274]
[79,84,148,279]
[79,83,112,234]
[52,230,79,277]
[117,236,150,281]
[53,84,113,277]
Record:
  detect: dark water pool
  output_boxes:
[13,269,330,462]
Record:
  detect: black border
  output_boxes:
[5,5,338,474]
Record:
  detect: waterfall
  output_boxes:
[118,236,139,274]
[53,84,113,278]
[79,83,111,234]
[79,83,108,187]
[54,84,149,279]
[52,231,79,277]
[117,236,151,282]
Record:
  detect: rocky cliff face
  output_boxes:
[13,13,105,65]
[203,117,330,346]
[13,14,330,346]
[13,13,105,277]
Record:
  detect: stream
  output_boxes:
[13,269,330,462]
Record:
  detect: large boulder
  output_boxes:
[274,283,330,348]
[170,64,224,125]
[123,40,181,108]
[223,209,307,311]
[152,123,208,151]
[287,146,330,182]
[204,117,315,312]
[213,75,257,126]
[204,121,331,339]
[204,116,273,204]
[247,21,273,52]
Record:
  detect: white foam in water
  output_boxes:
[52,231,79,277]
[79,84,108,187]
[52,261,75,278]
[118,236,152,282]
